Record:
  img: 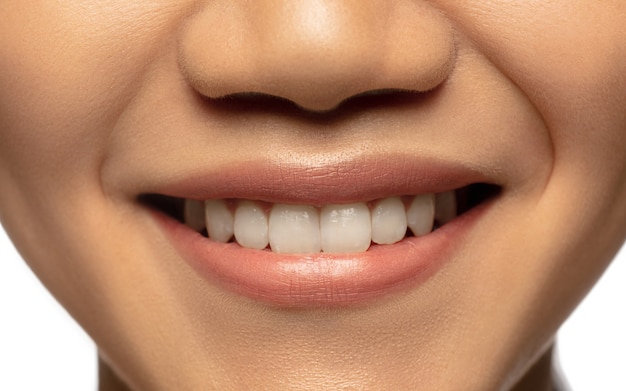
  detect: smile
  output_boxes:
[156,183,496,254]
[141,157,501,306]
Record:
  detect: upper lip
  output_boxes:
[144,154,497,204]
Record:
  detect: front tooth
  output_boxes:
[435,191,457,224]
[371,197,407,245]
[234,201,269,250]
[269,204,321,253]
[204,200,234,243]
[184,199,206,232]
[406,194,435,237]
[320,203,371,253]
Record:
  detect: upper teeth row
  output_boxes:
[183,192,457,254]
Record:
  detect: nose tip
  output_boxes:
[179,1,456,112]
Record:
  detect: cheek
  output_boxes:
[443,2,626,155]
[438,0,626,359]
[0,2,189,187]
[0,2,188,311]
[445,0,626,218]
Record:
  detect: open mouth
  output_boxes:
[137,157,503,305]
[139,183,500,254]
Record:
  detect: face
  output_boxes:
[1,1,625,390]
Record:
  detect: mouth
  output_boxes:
[139,158,501,307]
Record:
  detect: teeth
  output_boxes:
[269,204,321,253]
[371,197,407,245]
[204,200,234,243]
[234,201,269,250]
[184,199,206,232]
[321,203,372,253]
[406,194,435,237]
[194,191,459,253]
[435,191,457,225]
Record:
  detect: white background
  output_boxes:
[1,225,624,390]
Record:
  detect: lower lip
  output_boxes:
[154,201,489,307]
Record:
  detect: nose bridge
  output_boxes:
[255,1,382,79]
[179,0,456,112]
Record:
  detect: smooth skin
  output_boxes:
[1,1,625,390]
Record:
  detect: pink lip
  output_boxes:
[154,156,489,204]
[148,157,495,307]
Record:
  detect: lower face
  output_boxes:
[1,1,625,390]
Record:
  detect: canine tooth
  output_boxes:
[269,204,321,253]
[407,194,435,236]
[435,191,457,224]
[184,199,206,232]
[234,201,269,250]
[204,200,234,243]
[320,203,371,253]
[371,197,407,245]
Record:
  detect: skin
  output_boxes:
[1,1,625,390]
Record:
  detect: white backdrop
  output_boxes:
[1,225,624,390]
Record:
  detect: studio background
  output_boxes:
[1,224,625,390]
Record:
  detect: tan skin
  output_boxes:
[1,1,625,390]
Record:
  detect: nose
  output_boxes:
[179,0,456,112]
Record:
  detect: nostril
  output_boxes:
[206,88,432,120]
[215,92,303,112]
[338,88,433,113]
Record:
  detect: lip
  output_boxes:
[146,157,497,307]
[151,155,491,204]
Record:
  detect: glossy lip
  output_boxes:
[146,157,497,307]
